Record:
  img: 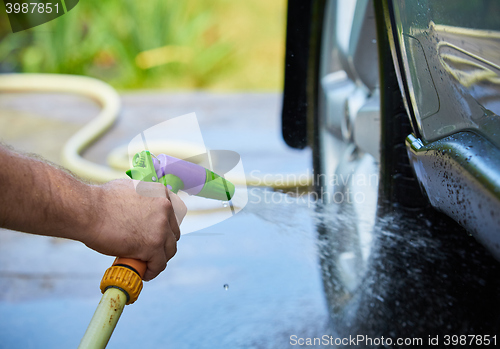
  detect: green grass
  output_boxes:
[0,0,286,90]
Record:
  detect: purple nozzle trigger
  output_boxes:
[152,154,207,196]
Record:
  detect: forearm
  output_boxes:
[0,144,186,280]
[0,144,100,243]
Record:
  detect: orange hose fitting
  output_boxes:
[100,265,143,305]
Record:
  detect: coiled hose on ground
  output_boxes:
[0,73,312,202]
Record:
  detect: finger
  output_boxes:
[136,181,167,198]
[169,213,181,241]
[168,190,187,225]
[143,253,167,281]
[164,233,177,262]
[143,263,166,282]
[164,191,181,241]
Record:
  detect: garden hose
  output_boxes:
[0,73,313,346]
[0,73,312,190]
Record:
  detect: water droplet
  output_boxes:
[372,39,377,44]
[223,284,229,290]
[222,202,228,208]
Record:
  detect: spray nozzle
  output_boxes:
[126,151,158,183]
[126,150,235,201]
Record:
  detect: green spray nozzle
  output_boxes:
[126,151,157,183]
[126,151,235,200]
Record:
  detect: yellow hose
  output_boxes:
[0,73,312,188]
[0,73,124,181]
[0,73,313,347]
[78,288,127,349]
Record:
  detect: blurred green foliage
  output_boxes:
[0,0,285,90]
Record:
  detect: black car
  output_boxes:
[282,0,500,345]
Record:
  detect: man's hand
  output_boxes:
[85,179,187,281]
[0,145,188,281]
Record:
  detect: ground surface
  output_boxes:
[0,92,330,348]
